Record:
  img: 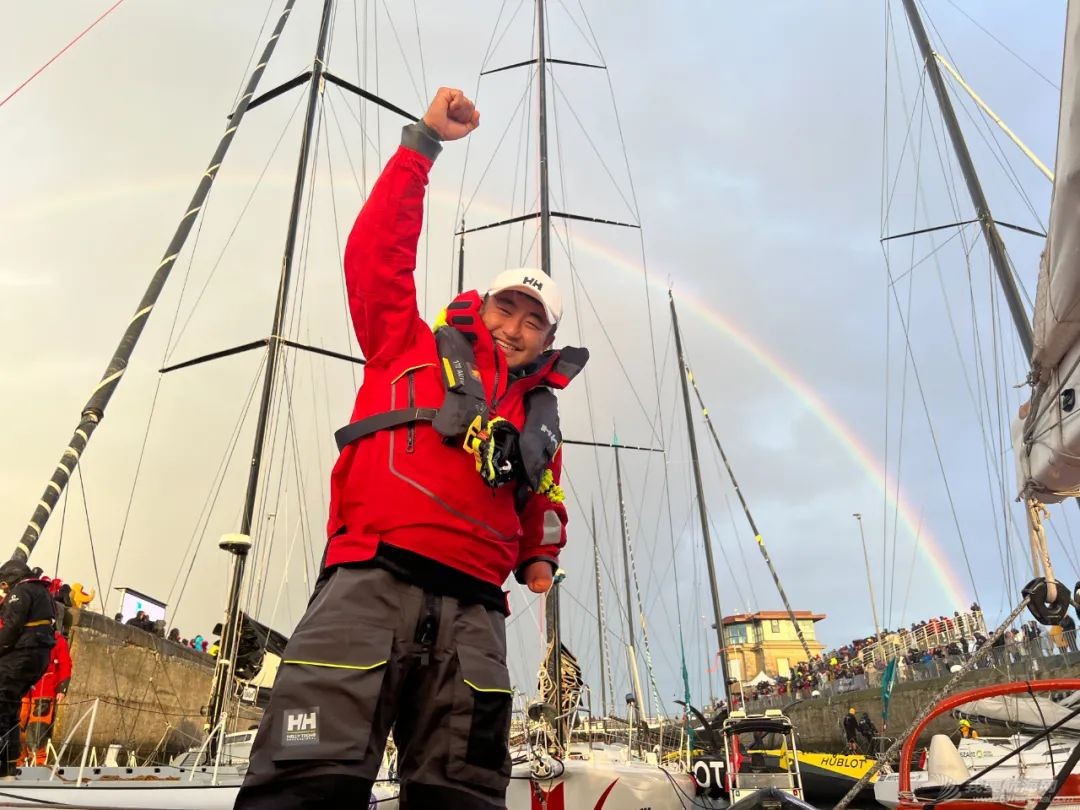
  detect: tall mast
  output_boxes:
[207,0,336,737]
[614,440,648,721]
[10,0,299,564]
[534,0,566,751]
[536,0,552,277]
[685,359,814,662]
[669,291,731,704]
[457,218,466,295]
[900,0,1033,356]
[591,503,610,726]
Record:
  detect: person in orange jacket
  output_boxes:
[20,631,72,766]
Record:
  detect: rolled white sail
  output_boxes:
[1015,0,1080,501]
[1032,0,1080,371]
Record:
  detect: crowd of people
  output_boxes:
[112,610,219,655]
[744,603,1080,710]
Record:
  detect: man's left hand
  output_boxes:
[524,561,553,594]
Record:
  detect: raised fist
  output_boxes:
[422,87,480,141]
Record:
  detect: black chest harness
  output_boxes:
[334,297,588,495]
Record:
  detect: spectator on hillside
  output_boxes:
[125,611,154,633]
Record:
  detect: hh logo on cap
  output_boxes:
[522,276,544,291]
[282,707,319,745]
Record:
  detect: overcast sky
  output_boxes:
[1,1,1068,709]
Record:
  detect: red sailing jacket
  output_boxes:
[324,139,572,589]
[28,632,71,699]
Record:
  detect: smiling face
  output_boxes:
[480,290,555,369]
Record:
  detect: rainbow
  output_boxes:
[7,172,971,610]
[436,188,971,611]
[663,283,970,610]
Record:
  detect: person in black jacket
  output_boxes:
[857,712,878,749]
[0,560,56,777]
[842,708,860,752]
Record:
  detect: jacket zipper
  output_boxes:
[406,372,416,453]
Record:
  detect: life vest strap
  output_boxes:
[24,620,52,628]
[335,408,439,452]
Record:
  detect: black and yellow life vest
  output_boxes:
[334,295,588,494]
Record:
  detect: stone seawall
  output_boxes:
[783,663,1080,753]
[53,610,260,761]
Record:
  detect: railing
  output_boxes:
[853,611,988,667]
[739,628,1080,713]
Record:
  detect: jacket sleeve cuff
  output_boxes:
[514,556,558,584]
[400,121,443,160]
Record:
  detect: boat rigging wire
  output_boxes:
[166,355,267,613]
[681,351,813,662]
[919,1,1049,234]
[166,91,307,363]
[75,466,104,609]
[53,486,68,577]
[321,98,362,391]
[884,243,983,607]
[942,0,1060,91]
[0,0,128,111]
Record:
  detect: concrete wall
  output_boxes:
[53,610,260,762]
[784,662,1080,753]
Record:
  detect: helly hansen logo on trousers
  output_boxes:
[282,707,320,745]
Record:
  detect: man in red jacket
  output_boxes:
[236,87,585,810]
[19,631,72,766]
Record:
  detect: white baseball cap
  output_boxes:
[486,267,562,326]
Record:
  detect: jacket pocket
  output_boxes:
[406,372,416,453]
[269,623,394,763]
[446,644,513,791]
[390,363,436,455]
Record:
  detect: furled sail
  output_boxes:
[1015,0,1080,501]
[959,693,1080,733]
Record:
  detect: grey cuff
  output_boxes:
[401,121,443,160]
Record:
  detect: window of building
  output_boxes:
[776,657,790,677]
[727,624,748,645]
[770,619,781,634]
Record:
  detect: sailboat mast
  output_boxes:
[533,0,567,751]
[536,0,552,277]
[457,218,466,294]
[669,291,732,704]
[591,503,610,726]
[900,0,1033,356]
[685,357,814,662]
[614,441,648,720]
[207,0,336,738]
[10,0,299,564]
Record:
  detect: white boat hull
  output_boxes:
[0,767,398,809]
[508,757,722,809]
[0,760,715,809]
